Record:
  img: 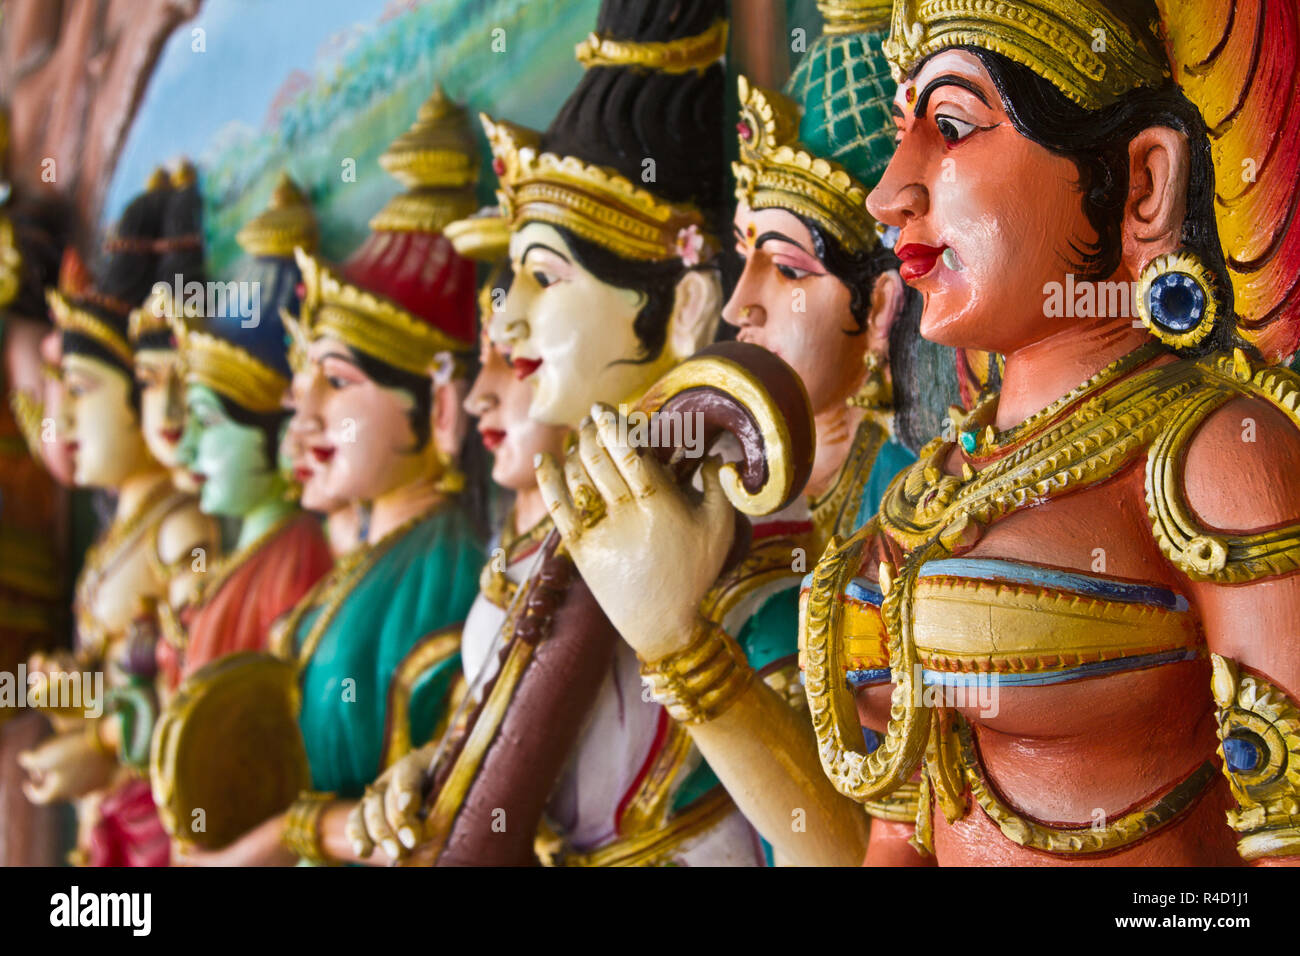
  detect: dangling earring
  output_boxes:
[847,351,892,411]
[1136,251,1219,350]
[432,449,466,495]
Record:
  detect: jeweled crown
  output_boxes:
[882,0,1168,109]
[236,172,319,259]
[482,114,713,263]
[733,75,878,254]
[173,318,289,415]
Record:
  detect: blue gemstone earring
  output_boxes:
[1136,251,1219,350]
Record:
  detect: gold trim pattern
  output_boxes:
[47,290,132,367]
[574,19,727,74]
[1146,351,1300,584]
[294,249,469,376]
[481,114,712,263]
[640,618,754,725]
[383,628,462,766]
[560,787,736,866]
[882,0,1168,109]
[818,0,892,34]
[733,76,879,254]
[174,320,289,414]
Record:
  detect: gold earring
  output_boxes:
[1135,250,1219,350]
[847,351,892,411]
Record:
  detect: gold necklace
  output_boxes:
[809,416,886,548]
[479,509,553,610]
[289,502,447,672]
[955,341,1165,460]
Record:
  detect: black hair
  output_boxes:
[6,195,71,322]
[964,47,1233,355]
[212,391,289,473]
[537,0,729,362]
[795,215,956,452]
[348,347,434,450]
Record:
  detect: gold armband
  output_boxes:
[640,618,754,725]
[1211,654,1300,860]
[281,791,338,865]
[863,781,921,823]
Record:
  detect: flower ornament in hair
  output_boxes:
[675,224,716,268]
[430,350,456,388]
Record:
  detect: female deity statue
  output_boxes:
[793,0,1300,865]
[18,170,217,866]
[350,0,846,867]
[173,88,484,866]
[152,171,333,691]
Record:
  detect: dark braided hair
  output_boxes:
[536,0,728,363]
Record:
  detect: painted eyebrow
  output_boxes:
[915,74,992,119]
[319,350,362,369]
[754,230,815,256]
[520,242,570,265]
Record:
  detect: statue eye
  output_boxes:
[776,264,811,280]
[935,114,977,144]
[532,270,557,289]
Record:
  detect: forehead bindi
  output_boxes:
[896,50,994,114]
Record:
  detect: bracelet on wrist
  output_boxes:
[640,617,753,724]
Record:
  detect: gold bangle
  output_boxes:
[281,791,338,865]
[640,618,753,725]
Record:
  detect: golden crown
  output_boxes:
[236,172,319,258]
[370,85,480,234]
[47,289,133,366]
[574,18,728,73]
[128,281,204,344]
[481,114,713,263]
[733,76,879,254]
[444,205,511,263]
[882,0,1168,110]
[291,248,463,378]
[817,0,892,34]
[172,319,289,414]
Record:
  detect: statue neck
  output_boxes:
[367,478,445,544]
[115,469,172,524]
[997,315,1153,431]
[236,489,295,550]
[513,485,548,536]
[806,398,867,500]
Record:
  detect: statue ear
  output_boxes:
[431,376,469,460]
[1121,126,1190,278]
[665,268,722,362]
[866,269,905,359]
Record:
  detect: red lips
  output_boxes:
[293,466,314,482]
[310,445,335,464]
[189,472,207,486]
[161,427,183,444]
[480,428,506,452]
[896,242,946,282]
[513,357,542,381]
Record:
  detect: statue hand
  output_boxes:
[536,403,734,662]
[346,743,434,862]
[17,729,115,804]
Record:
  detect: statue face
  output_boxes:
[134,347,196,491]
[869,49,1096,354]
[465,333,569,493]
[283,366,340,515]
[724,204,870,416]
[497,222,658,428]
[292,336,426,507]
[60,353,149,488]
[176,383,274,517]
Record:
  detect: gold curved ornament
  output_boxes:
[1145,353,1300,584]
[634,349,813,516]
[151,651,310,849]
[172,318,290,414]
[802,524,933,802]
[574,19,727,74]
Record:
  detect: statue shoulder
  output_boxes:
[1147,353,1300,583]
[155,497,218,568]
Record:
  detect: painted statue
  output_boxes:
[19,170,217,866]
[350,0,829,867]
[796,0,1300,866]
[153,173,332,691]
[171,87,484,865]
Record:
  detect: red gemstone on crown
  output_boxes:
[492,157,505,175]
[737,120,752,141]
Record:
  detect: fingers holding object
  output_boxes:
[535,452,579,541]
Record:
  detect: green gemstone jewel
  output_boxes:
[959,431,977,454]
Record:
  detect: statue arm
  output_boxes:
[1176,391,1300,865]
